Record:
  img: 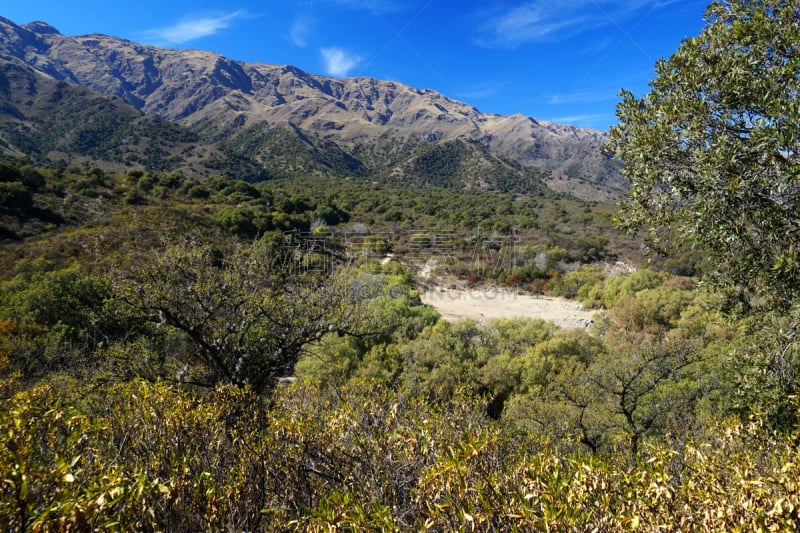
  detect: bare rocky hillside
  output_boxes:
[0,16,626,199]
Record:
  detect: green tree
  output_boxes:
[588,337,702,455]
[0,182,33,212]
[114,238,387,393]
[0,259,109,378]
[607,0,800,428]
[538,335,702,455]
[607,0,800,314]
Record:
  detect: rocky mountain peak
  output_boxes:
[0,16,626,200]
[23,21,61,35]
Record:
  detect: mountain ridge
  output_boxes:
[0,16,625,200]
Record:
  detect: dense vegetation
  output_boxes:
[608,0,800,316]
[0,154,796,530]
[1,1,799,530]
[0,63,207,175]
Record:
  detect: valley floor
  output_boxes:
[421,287,597,329]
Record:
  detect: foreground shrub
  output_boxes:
[1,379,798,531]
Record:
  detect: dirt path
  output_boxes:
[421,287,597,329]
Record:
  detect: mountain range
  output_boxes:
[0,17,626,201]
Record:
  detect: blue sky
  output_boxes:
[4,1,709,130]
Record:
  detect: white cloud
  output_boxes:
[546,113,614,129]
[321,47,362,77]
[141,10,246,45]
[457,82,509,101]
[290,13,316,47]
[476,0,678,49]
[548,89,616,105]
[335,0,390,8]
[302,0,403,13]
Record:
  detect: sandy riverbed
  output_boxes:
[421,287,597,329]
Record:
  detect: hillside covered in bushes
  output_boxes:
[2,0,800,529]
[1,151,798,530]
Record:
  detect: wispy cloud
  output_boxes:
[548,89,616,105]
[290,13,316,47]
[296,0,403,13]
[321,47,362,77]
[476,0,678,48]
[546,113,614,129]
[141,10,246,46]
[457,82,509,101]
[328,0,404,13]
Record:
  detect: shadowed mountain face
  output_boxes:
[0,16,626,199]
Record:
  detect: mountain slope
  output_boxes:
[0,17,625,199]
[0,60,219,173]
